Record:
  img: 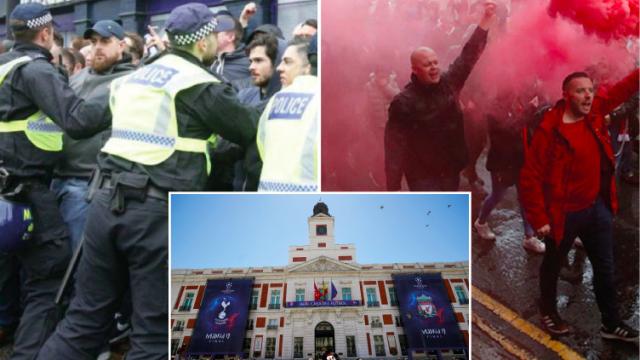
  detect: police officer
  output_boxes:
[256,37,318,192]
[0,3,110,359]
[38,3,258,359]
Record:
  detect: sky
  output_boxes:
[171,193,469,269]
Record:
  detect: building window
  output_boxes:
[267,318,279,329]
[243,338,252,358]
[373,335,386,356]
[172,320,184,332]
[269,289,281,309]
[171,339,180,355]
[247,319,254,330]
[295,288,305,302]
[370,316,382,328]
[346,335,357,357]
[342,287,352,301]
[366,288,379,307]
[455,285,469,305]
[265,337,276,358]
[179,292,194,311]
[250,289,259,310]
[316,224,327,235]
[398,334,408,356]
[293,337,304,358]
[395,315,403,327]
[389,287,398,306]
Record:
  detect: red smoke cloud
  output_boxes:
[321,0,639,191]
[548,0,639,41]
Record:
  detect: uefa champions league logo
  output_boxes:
[414,276,426,289]
[222,282,235,294]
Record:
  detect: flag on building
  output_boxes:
[314,281,321,300]
[331,281,338,300]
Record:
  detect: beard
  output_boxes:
[91,53,119,73]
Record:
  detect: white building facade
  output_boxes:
[172,203,469,359]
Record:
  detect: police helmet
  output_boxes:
[0,196,33,252]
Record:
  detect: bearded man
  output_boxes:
[51,20,136,251]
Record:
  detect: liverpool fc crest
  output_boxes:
[417,295,437,318]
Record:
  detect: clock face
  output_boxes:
[316,225,327,235]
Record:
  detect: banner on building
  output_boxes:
[392,273,465,350]
[285,300,361,308]
[188,278,254,356]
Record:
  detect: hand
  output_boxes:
[536,224,551,238]
[146,25,166,52]
[240,2,257,28]
[479,1,497,30]
[604,114,611,125]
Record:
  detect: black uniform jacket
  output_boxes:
[97,49,259,191]
[0,42,110,179]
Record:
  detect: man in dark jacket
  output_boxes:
[211,13,251,89]
[520,69,639,341]
[0,3,109,359]
[52,20,136,251]
[385,2,496,191]
[208,32,284,191]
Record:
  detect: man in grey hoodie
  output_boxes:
[51,20,136,250]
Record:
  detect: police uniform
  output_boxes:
[0,4,110,360]
[257,74,319,191]
[38,4,257,359]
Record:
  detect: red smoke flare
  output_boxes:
[549,0,639,41]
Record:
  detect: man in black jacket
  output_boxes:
[385,2,496,191]
[0,3,109,359]
[38,4,258,359]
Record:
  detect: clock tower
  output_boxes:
[288,202,356,264]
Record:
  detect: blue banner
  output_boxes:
[285,300,361,308]
[188,278,254,356]
[392,273,465,350]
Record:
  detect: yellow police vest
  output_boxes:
[256,75,318,192]
[0,56,63,151]
[101,54,219,174]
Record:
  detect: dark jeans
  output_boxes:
[407,173,460,191]
[539,197,619,328]
[478,173,535,238]
[38,188,168,360]
[50,177,90,252]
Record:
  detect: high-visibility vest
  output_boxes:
[0,56,63,151]
[102,54,220,174]
[257,75,319,192]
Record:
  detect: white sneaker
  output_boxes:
[523,236,545,254]
[474,219,496,240]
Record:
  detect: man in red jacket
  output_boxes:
[520,69,639,341]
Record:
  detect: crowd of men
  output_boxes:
[0,1,317,359]
[377,0,639,345]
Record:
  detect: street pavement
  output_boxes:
[469,150,639,359]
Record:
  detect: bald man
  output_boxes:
[385,2,496,191]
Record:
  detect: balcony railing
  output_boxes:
[268,303,281,309]
[178,305,191,312]
[367,301,380,307]
[266,324,279,330]
[371,322,383,328]
[172,326,184,332]
[249,303,257,310]
[390,300,399,306]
